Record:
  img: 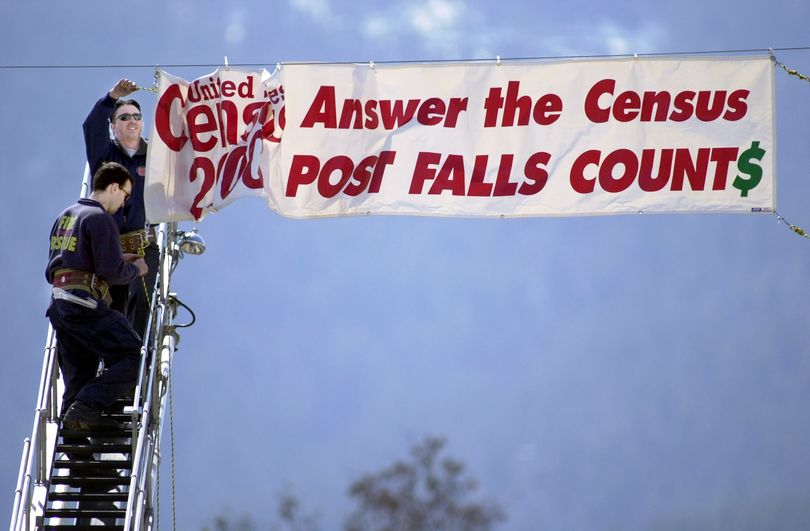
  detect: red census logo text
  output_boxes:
[154,75,285,219]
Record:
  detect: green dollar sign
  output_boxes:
[733,141,765,198]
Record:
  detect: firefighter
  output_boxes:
[84,78,159,340]
[46,162,148,430]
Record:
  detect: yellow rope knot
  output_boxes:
[776,214,810,240]
[136,66,161,93]
[790,224,807,237]
[776,60,810,84]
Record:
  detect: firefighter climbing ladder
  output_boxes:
[10,166,205,530]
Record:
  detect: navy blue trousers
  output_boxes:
[47,297,142,413]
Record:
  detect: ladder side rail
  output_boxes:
[9,328,52,529]
[142,222,179,530]
[139,223,175,530]
[125,222,176,531]
[10,164,91,531]
[126,233,169,530]
[130,226,166,426]
[139,328,179,530]
[131,433,157,531]
[78,162,91,200]
[37,331,59,486]
[125,220,168,461]
[124,306,163,529]
[139,223,180,530]
[127,303,168,531]
[9,437,31,531]
[131,342,149,459]
[123,343,156,530]
[10,297,63,530]
[46,331,60,423]
[138,223,184,530]
[125,224,168,492]
[128,290,157,457]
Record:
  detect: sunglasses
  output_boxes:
[115,113,142,122]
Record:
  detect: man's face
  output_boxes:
[111,104,143,146]
[109,181,132,214]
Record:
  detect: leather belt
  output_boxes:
[120,227,157,254]
[52,268,112,305]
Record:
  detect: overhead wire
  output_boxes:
[2,45,810,70]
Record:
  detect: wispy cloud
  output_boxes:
[363,14,391,40]
[290,0,333,25]
[224,9,248,45]
[358,2,667,60]
[406,0,476,57]
[407,0,463,35]
[361,0,497,58]
[536,20,668,57]
[598,20,667,55]
[288,0,667,61]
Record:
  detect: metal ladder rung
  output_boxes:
[49,492,129,502]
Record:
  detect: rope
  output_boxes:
[776,213,810,240]
[774,58,810,84]
[134,233,154,314]
[169,350,177,531]
[156,445,161,530]
[140,277,151,308]
[771,56,810,242]
[137,66,161,93]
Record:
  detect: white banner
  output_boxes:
[145,67,284,222]
[146,56,775,222]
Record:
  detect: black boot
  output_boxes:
[62,401,120,432]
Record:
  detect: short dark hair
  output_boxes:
[92,162,132,192]
[110,99,141,122]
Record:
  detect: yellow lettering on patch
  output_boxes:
[58,216,77,230]
[50,235,77,251]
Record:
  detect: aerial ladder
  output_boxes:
[10,166,205,530]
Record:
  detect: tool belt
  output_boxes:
[120,227,157,255]
[52,268,112,306]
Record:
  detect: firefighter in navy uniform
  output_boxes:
[47,162,149,431]
[84,78,158,340]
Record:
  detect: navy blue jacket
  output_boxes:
[83,94,149,233]
[46,198,140,287]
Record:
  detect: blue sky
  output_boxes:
[2,1,810,529]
